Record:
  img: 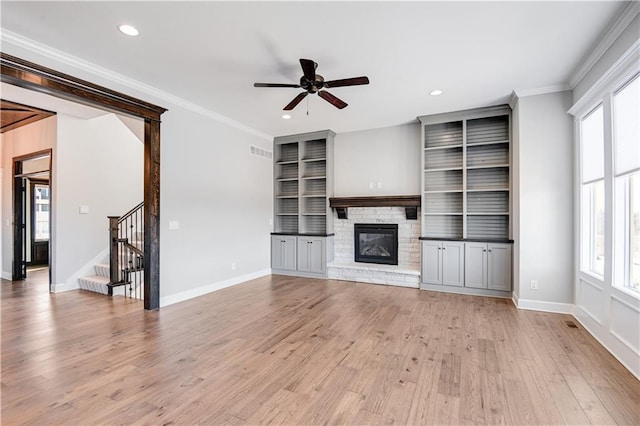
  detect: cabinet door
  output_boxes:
[307,238,326,274]
[282,236,297,271]
[272,236,296,271]
[488,244,512,291]
[271,236,284,270]
[442,242,464,287]
[421,241,442,285]
[297,237,325,273]
[465,243,487,289]
[297,237,310,272]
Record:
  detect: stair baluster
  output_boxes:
[107,202,144,300]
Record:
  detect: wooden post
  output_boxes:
[144,119,161,310]
[108,216,120,296]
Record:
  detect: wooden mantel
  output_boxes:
[329,195,420,220]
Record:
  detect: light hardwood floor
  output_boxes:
[2,274,639,425]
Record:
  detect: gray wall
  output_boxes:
[513,91,574,305]
[159,106,272,302]
[334,123,420,196]
[54,113,143,286]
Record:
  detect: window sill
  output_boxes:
[613,284,640,301]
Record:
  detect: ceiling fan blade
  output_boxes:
[299,58,317,82]
[318,90,348,109]
[254,83,301,88]
[324,76,370,88]
[283,92,308,110]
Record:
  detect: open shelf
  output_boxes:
[424,121,463,149]
[273,131,334,235]
[419,107,511,241]
[423,192,463,214]
[424,169,463,192]
[424,146,463,170]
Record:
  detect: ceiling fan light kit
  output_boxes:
[254,58,369,111]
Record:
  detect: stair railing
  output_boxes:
[107,201,144,300]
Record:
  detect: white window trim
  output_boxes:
[571,43,640,300]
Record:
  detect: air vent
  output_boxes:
[250,145,273,159]
[565,320,578,329]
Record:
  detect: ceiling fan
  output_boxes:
[254,58,369,111]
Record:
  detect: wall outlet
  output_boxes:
[168,220,180,230]
[377,182,382,189]
[368,182,374,189]
[530,279,539,290]
[231,262,237,271]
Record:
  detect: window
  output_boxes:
[34,184,50,241]
[613,74,639,292]
[581,104,605,277]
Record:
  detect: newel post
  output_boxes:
[108,216,120,294]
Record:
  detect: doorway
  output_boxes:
[12,150,52,289]
[2,53,165,309]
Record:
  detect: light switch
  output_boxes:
[79,205,89,214]
[168,220,180,230]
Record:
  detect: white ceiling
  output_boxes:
[0,1,628,137]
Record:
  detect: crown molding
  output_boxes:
[507,90,519,109]
[0,29,272,141]
[512,84,572,99]
[568,39,639,116]
[569,1,640,89]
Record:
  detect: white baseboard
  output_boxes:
[2,271,12,281]
[571,313,640,381]
[54,248,108,293]
[512,293,574,314]
[52,281,79,292]
[160,269,271,308]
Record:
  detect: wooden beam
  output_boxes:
[329,195,420,208]
[329,195,421,221]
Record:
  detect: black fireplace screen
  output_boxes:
[354,223,399,265]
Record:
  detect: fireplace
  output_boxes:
[354,223,399,265]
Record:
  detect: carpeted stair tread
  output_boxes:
[78,275,110,295]
[94,263,110,278]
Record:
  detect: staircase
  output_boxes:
[78,263,124,295]
[78,202,144,300]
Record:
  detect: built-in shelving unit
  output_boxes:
[419,106,512,240]
[272,130,335,279]
[273,130,335,235]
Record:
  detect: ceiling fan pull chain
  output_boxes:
[306,96,309,116]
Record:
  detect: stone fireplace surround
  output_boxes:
[327,205,421,288]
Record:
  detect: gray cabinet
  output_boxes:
[464,242,487,288]
[464,242,512,291]
[487,244,512,291]
[271,235,297,271]
[297,237,326,274]
[421,240,464,287]
[271,235,333,278]
[422,240,512,294]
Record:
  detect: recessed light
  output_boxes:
[282,114,291,120]
[430,89,443,96]
[118,24,139,36]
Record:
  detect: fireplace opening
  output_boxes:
[354,223,398,265]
